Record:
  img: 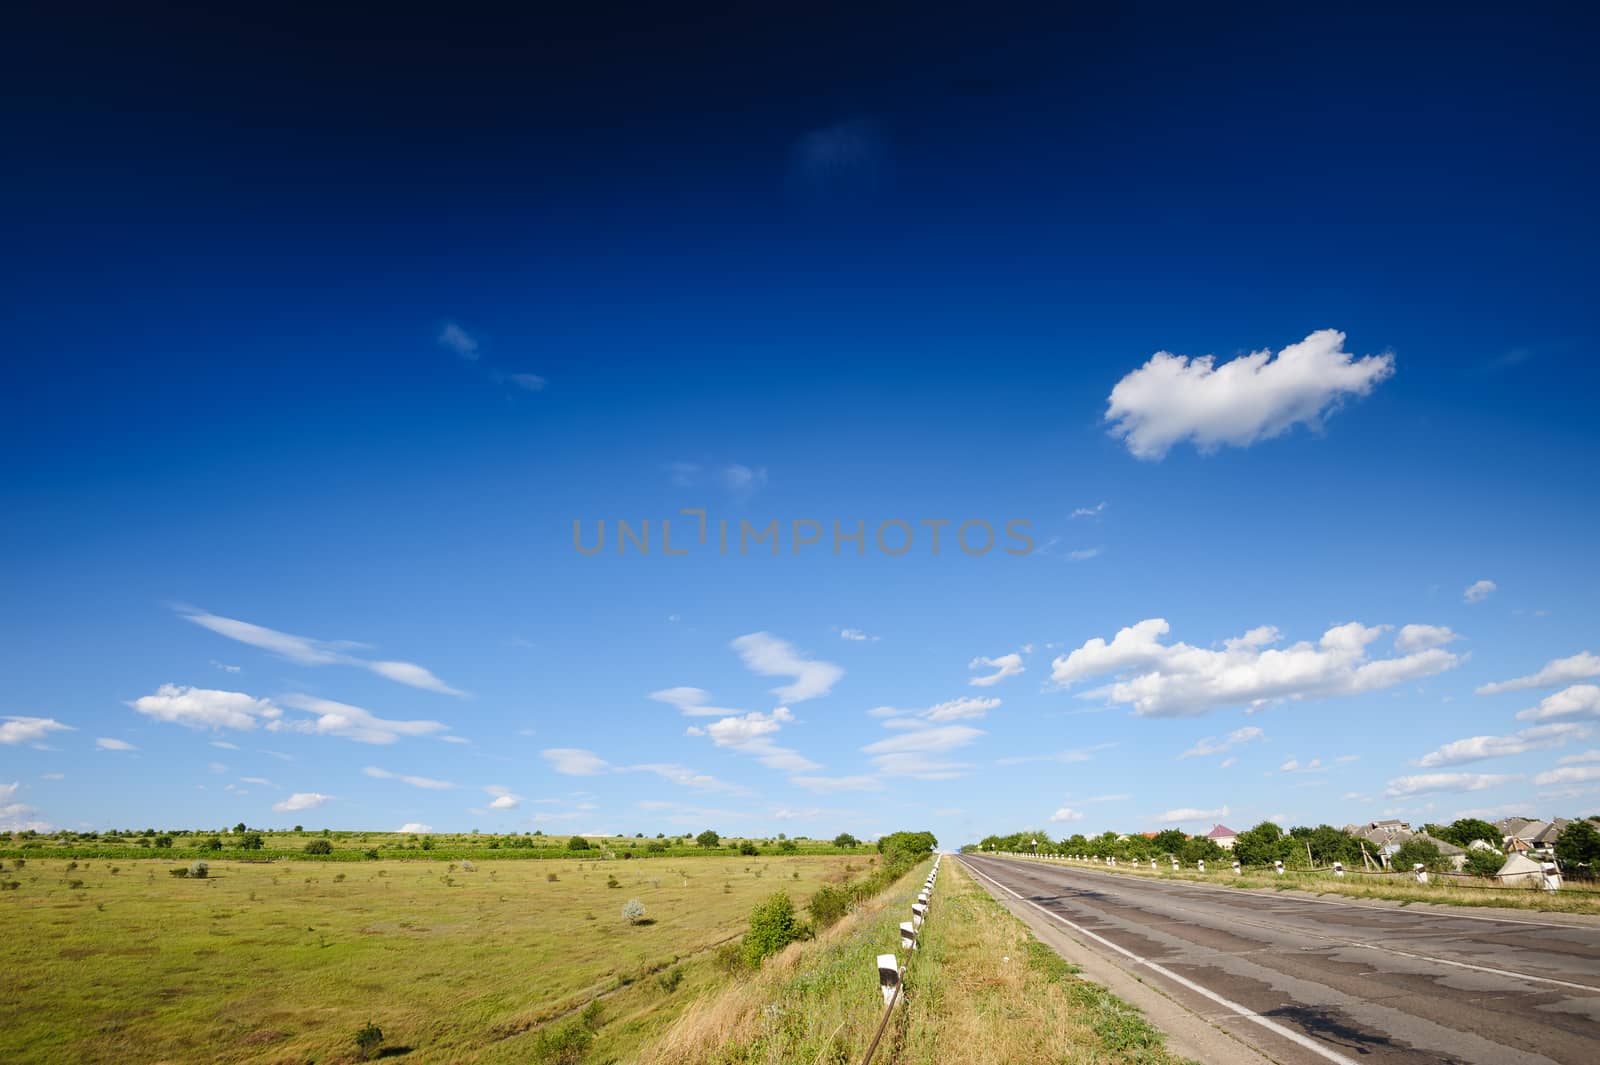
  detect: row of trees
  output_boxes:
[969,823,1445,870]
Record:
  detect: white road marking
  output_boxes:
[962,855,1365,1065]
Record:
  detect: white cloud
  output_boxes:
[1219,757,1238,769]
[861,724,984,780]
[273,792,332,812]
[1279,757,1323,773]
[1415,722,1588,767]
[1462,580,1497,604]
[0,782,17,801]
[130,684,283,731]
[1068,548,1102,561]
[649,687,743,718]
[1478,653,1600,695]
[240,776,272,786]
[838,628,878,642]
[363,766,455,790]
[179,609,461,695]
[0,716,74,745]
[508,373,546,392]
[0,802,50,832]
[687,708,820,772]
[773,806,822,821]
[96,737,137,751]
[731,632,842,703]
[721,464,769,494]
[438,322,479,360]
[541,748,611,776]
[210,740,239,750]
[1557,749,1600,766]
[1383,772,1519,798]
[398,822,433,833]
[1105,329,1394,459]
[211,660,241,673]
[1394,625,1460,653]
[924,696,1000,721]
[1157,805,1230,822]
[275,694,450,745]
[483,784,522,810]
[790,775,886,793]
[1179,726,1265,759]
[1514,685,1600,722]
[1071,502,1107,519]
[628,763,750,795]
[968,654,1024,687]
[1049,808,1085,823]
[1051,618,1459,717]
[1534,765,1600,787]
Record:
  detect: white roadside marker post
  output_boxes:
[1333,861,1344,877]
[1197,859,1205,873]
[900,921,918,951]
[1541,862,1563,892]
[1150,858,1157,871]
[1232,860,1241,875]
[1413,862,1428,884]
[1274,860,1285,876]
[877,954,901,1007]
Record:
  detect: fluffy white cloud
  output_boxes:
[1462,580,1497,604]
[648,687,742,717]
[1049,808,1085,823]
[1534,765,1600,787]
[1514,685,1600,722]
[363,766,455,790]
[481,786,523,810]
[0,802,50,832]
[1158,805,1230,822]
[1105,329,1394,460]
[1179,726,1265,759]
[1383,772,1519,798]
[1279,757,1323,773]
[96,737,137,751]
[273,792,332,812]
[276,695,449,745]
[438,322,479,359]
[731,632,842,703]
[179,609,461,695]
[1478,653,1600,695]
[541,748,611,776]
[398,822,433,833]
[1394,625,1460,653]
[1415,722,1588,767]
[130,684,282,731]
[686,708,819,772]
[0,716,75,745]
[968,654,1024,687]
[1051,618,1459,717]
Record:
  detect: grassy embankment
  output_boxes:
[0,851,871,1063]
[999,853,1600,915]
[639,858,1195,1065]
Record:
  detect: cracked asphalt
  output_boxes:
[962,853,1600,1064]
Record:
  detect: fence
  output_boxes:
[861,854,941,1065]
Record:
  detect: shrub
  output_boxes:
[743,890,805,966]
[807,884,851,929]
[1463,848,1505,878]
[605,875,620,889]
[696,829,720,848]
[547,872,559,882]
[713,939,747,975]
[169,868,190,878]
[189,861,209,879]
[364,848,380,860]
[203,837,223,851]
[778,839,798,853]
[567,836,591,851]
[622,898,645,924]
[531,1021,592,1064]
[1392,838,1450,874]
[646,841,666,854]
[657,967,683,993]
[420,838,435,851]
[739,841,759,856]
[238,832,264,851]
[68,879,84,889]
[154,835,173,849]
[354,1020,384,1060]
[304,839,334,855]
[833,832,860,848]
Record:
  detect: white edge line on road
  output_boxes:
[998,853,1584,931]
[961,855,1361,1065]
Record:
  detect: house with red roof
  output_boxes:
[1205,824,1239,850]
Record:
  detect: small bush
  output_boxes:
[238,832,264,850]
[622,898,645,924]
[547,872,559,882]
[807,884,850,929]
[713,939,747,975]
[567,836,591,851]
[739,841,759,856]
[531,1021,592,1064]
[605,875,620,889]
[68,879,85,889]
[364,848,380,860]
[304,839,334,855]
[354,1020,384,1060]
[1463,849,1504,878]
[657,967,683,993]
[203,837,223,851]
[189,861,209,879]
[169,868,189,878]
[743,891,805,966]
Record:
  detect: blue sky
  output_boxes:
[3,4,1599,846]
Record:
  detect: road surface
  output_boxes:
[961,853,1600,1065]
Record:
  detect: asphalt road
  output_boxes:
[961,854,1600,1065]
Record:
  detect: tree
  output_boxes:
[832,833,859,848]
[1434,818,1501,849]
[1393,838,1449,874]
[304,839,333,855]
[202,836,223,851]
[1181,836,1226,864]
[743,890,804,966]
[1555,820,1600,873]
[154,835,173,849]
[1302,825,1363,866]
[622,898,646,924]
[1151,829,1188,856]
[877,831,937,868]
[1463,849,1504,878]
[739,841,759,855]
[233,822,247,834]
[238,832,264,850]
[1233,821,1289,867]
[567,835,591,851]
[696,829,721,849]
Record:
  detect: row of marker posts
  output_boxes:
[1005,850,1568,892]
[868,855,940,1063]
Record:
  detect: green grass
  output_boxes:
[0,852,873,1063]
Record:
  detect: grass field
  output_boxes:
[0,851,874,1063]
[999,853,1600,915]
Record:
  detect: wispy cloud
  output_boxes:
[178,609,463,696]
[968,653,1024,687]
[686,708,819,772]
[790,774,885,794]
[484,784,522,810]
[1049,808,1085,822]
[276,694,450,745]
[1157,804,1230,822]
[1514,685,1600,722]
[838,627,879,642]
[861,724,984,780]
[1463,579,1497,604]
[731,632,842,703]
[131,685,283,731]
[273,792,332,812]
[1071,502,1107,519]
[541,748,611,776]
[1383,772,1520,798]
[363,766,455,790]
[437,322,479,360]
[95,737,137,751]
[1414,722,1588,767]
[1106,329,1394,460]
[1478,652,1600,695]
[0,716,74,745]
[1179,726,1265,759]
[649,687,743,718]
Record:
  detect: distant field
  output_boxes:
[0,851,872,1063]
